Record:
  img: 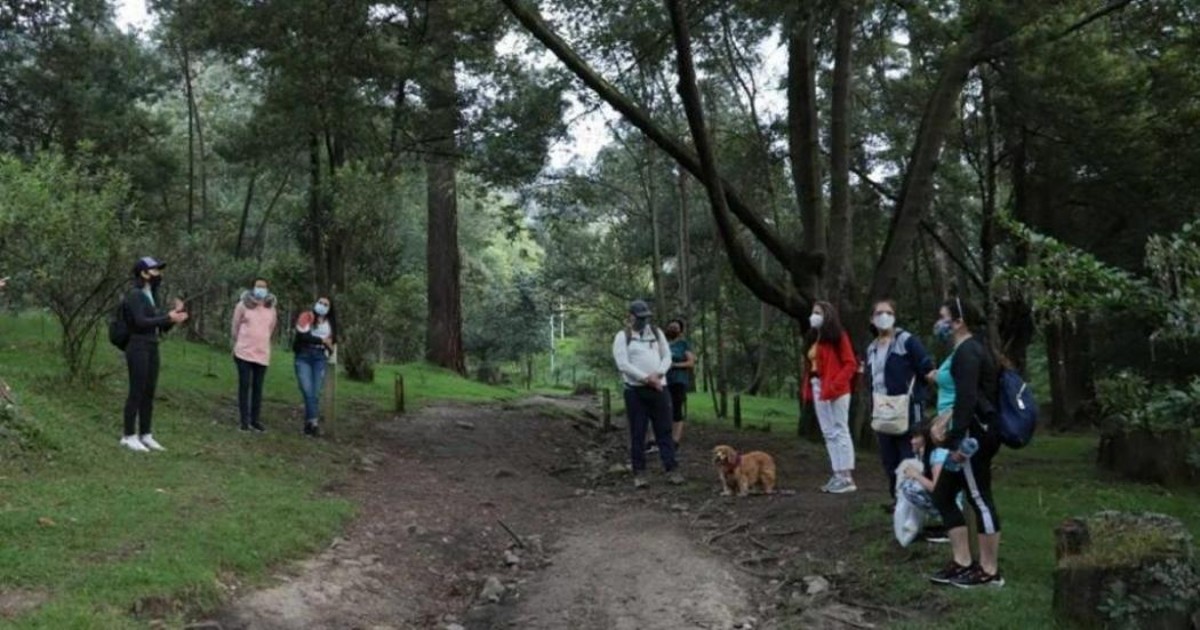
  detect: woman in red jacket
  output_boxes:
[802,301,860,493]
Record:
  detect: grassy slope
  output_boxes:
[0,314,517,629]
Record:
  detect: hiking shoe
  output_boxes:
[303,423,320,437]
[827,478,857,494]
[645,442,659,454]
[951,566,1005,589]
[120,435,149,452]
[239,423,251,432]
[633,474,649,489]
[139,434,165,451]
[249,421,266,433]
[819,475,839,492]
[930,561,974,585]
[667,471,685,486]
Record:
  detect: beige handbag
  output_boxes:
[871,377,915,435]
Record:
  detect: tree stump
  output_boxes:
[1097,429,1195,487]
[1053,511,1200,629]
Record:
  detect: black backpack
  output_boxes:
[107,295,131,351]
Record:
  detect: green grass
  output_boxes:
[0,313,517,628]
[852,436,1200,629]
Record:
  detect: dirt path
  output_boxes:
[209,395,897,630]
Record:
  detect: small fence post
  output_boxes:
[394,373,406,414]
[602,388,612,431]
[733,394,742,429]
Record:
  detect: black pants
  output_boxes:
[932,429,1001,534]
[235,357,268,427]
[124,338,160,437]
[625,386,677,473]
[668,382,687,423]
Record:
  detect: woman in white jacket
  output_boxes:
[613,300,684,489]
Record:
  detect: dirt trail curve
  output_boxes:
[211,396,891,630]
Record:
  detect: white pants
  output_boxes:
[812,379,855,473]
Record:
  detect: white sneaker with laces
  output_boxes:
[140,434,165,452]
[120,435,149,452]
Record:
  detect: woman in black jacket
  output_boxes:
[121,257,188,452]
[926,297,1003,589]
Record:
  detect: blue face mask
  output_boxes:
[314,303,329,317]
[933,319,954,342]
[252,287,268,300]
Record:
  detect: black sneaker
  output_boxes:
[239,423,251,432]
[249,421,266,433]
[303,423,320,437]
[951,566,1005,589]
[929,561,974,585]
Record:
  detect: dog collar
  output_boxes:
[723,452,741,473]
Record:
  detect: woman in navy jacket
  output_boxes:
[862,299,934,509]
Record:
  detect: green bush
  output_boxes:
[1096,371,1200,434]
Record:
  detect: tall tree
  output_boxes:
[422,0,466,373]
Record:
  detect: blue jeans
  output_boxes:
[625,386,677,473]
[294,349,327,422]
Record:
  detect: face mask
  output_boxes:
[873,313,895,332]
[252,287,268,300]
[148,275,163,289]
[633,316,650,331]
[314,303,329,317]
[809,313,824,330]
[933,318,953,342]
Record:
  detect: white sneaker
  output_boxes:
[139,434,165,452]
[120,436,149,452]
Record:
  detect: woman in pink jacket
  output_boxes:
[231,278,278,432]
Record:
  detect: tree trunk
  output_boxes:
[787,10,825,257]
[647,142,666,314]
[423,0,466,374]
[234,172,258,260]
[182,45,195,234]
[308,133,328,293]
[1045,320,1092,430]
[678,170,691,321]
[868,31,988,304]
[826,0,856,301]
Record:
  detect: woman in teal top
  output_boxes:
[935,352,957,414]
[665,319,695,449]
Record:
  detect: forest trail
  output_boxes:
[210,396,892,630]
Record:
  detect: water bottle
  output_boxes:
[943,437,979,472]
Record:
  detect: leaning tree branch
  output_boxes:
[500,0,815,281]
[663,0,809,318]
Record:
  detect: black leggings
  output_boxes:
[932,430,1001,534]
[124,339,160,437]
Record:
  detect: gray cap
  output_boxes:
[629,299,652,317]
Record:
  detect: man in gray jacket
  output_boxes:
[613,300,684,488]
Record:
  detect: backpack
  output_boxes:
[107,295,131,351]
[996,368,1038,448]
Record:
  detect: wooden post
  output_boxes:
[394,373,406,414]
[733,394,742,429]
[602,388,612,431]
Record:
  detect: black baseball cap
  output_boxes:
[133,256,167,273]
[629,300,652,317]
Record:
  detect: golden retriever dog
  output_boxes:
[712,444,777,497]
